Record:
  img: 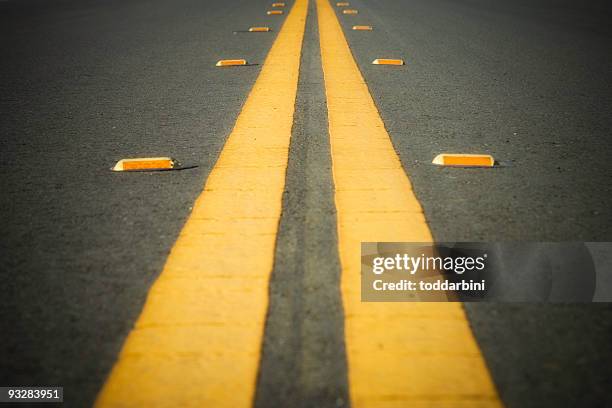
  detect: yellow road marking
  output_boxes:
[316,0,503,406]
[216,59,248,66]
[433,153,495,167]
[372,58,405,66]
[249,26,272,32]
[352,25,373,31]
[95,0,308,406]
[112,157,176,171]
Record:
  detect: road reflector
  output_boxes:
[343,9,358,14]
[432,153,495,167]
[372,58,404,65]
[216,59,248,67]
[267,10,284,15]
[336,1,350,5]
[112,157,177,172]
[272,2,286,6]
[352,25,373,30]
[249,26,272,32]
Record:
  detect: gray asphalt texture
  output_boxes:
[255,2,349,406]
[335,0,612,407]
[339,0,612,241]
[1,0,612,407]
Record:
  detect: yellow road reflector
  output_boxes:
[248,26,271,32]
[336,1,350,5]
[267,10,284,15]
[112,157,177,171]
[432,153,495,167]
[342,9,358,14]
[216,59,248,67]
[372,58,404,65]
[272,2,285,6]
[352,25,372,30]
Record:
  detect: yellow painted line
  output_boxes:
[433,153,495,167]
[316,0,503,406]
[95,0,308,406]
[267,9,284,15]
[272,2,286,6]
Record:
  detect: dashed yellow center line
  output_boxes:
[316,0,503,406]
[94,0,308,406]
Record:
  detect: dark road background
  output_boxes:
[1,0,612,406]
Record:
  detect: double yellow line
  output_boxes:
[96,0,502,406]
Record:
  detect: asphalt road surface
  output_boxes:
[1,0,611,407]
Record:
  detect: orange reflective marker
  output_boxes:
[216,59,248,67]
[352,25,373,30]
[342,9,358,14]
[336,1,350,6]
[432,153,495,167]
[248,26,271,32]
[272,2,286,6]
[112,157,177,172]
[372,58,404,65]
[267,10,284,15]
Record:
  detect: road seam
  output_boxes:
[254,0,349,404]
[316,0,504,406]
[94,0,308,406]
